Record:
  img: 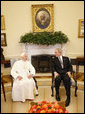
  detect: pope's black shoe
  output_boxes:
[56,95,60,101]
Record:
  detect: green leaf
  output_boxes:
[19,31,69,45]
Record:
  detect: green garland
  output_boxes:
[20,31,69,45]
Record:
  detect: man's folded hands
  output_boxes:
[66,72,71,77]
[54,72,59,78]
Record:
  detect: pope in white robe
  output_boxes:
[11,53,37,102]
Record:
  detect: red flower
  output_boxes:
[28,101,68,113]
[41,101,47,104]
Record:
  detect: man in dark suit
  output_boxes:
[52,48,73,107]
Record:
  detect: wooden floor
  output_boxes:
[1,86,84,113]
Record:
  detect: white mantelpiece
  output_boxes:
[22,44,66,61]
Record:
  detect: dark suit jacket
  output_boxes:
[51,56,73,75]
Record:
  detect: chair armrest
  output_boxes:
[10,75,15,82]
[71,70,76,81]
[10,75,14,87]
[10,74,14,79]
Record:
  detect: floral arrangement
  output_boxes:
[28,101,68,113]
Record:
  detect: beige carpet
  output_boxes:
[1,86,84,113]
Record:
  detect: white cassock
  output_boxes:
[11,60,36,102]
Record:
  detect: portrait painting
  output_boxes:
[78,19,84,38]
[1,33,7,46]
[32,4,54,32]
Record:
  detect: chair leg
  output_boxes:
[75,81,78,97]
[2,82,6,102]
[33,77,38,90]
[75,86,78,97]
[51,85,54,97]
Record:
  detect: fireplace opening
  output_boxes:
[31,54,54,73]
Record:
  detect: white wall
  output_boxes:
[1,1,84,58]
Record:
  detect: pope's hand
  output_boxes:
[17,76,23,80]
[54,72,59,78]
[27,75,32,79]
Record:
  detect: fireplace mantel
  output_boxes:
[22,44,66,61]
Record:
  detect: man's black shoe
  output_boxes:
[56,95,60,101]
[36,94,39,96]
[65,98,70,107]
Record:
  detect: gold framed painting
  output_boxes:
[78,19,84,38]
[1,33,7,46]
[1,15,5,30]
[32,4,54,32]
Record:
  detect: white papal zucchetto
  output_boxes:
[20,52,27,57]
